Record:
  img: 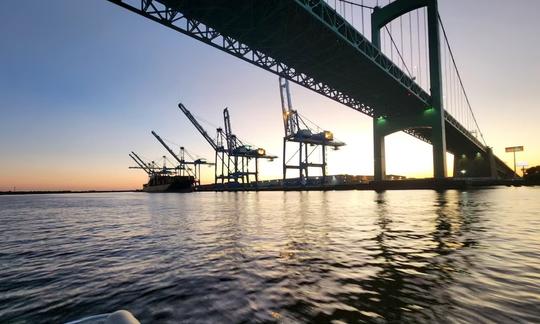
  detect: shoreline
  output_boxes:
[2,178,536,196]
[0,190,140,196]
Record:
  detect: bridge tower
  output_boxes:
[371,0,446,180]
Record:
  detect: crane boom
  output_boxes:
[151,130,198,178]
[223,107,240,152]
[178,103,219,151]
[129,153,150,174]
[131,151,153,172]
[279,77,299,137]
[151,131,183,164]
[151,130,217,181]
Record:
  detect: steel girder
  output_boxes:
[297,0,489,154]
[108,0,375,115]
[105,0,514,177]
[106,0,442,146]
[296,0,430,106]
[107,0,485,150]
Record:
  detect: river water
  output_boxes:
[0,188,539,323]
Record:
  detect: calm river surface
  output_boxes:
[1,188,539,323]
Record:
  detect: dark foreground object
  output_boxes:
[143,175,194,193]
[198,178,527,192]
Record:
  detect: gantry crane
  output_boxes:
[178,102,276,186]
[129,152,177,175]
[222,107,276,184]
[279,77,345,185]
[129,152,152,174]
[151,130,214,186]
[177,103,231,184]
[180,146,214,186]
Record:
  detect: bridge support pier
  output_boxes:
[373,107,447,181]
[373,123,386,181]
[453,147,497,178]
[372,0,447,181]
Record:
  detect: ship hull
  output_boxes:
[142,175,194,193]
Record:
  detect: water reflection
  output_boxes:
[376,192,474,321]
[1,190,539,323]
[314,191,485,322]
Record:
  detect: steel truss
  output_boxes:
[107,1,373,112]
[107,0,484,152]
[107,0,513,178]
[297,0,486,151]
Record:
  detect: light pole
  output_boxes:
[505,146,524,177]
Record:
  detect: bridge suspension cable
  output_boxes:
[337,0,374,10]
[329,1,486,146]
[438,12,486,146]
[383,25,413,78]
[334,1,418,83]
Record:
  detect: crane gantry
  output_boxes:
[222,107,276,184]
[279,77,345,185]
[178,102,275,186]
[151,130,214,186]
[177,103,232,184]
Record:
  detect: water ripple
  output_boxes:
[1,189,539,323]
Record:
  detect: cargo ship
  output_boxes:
[129,133,214,193]
[143,173,195,193]
[129,148,214,192]
[129,152,196,193]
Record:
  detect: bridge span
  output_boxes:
[107,0,515,180]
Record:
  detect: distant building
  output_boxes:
[328,174,406,184]
[255,174,406,187]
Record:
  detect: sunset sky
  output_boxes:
[1,0,539,190]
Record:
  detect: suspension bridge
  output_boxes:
[108,0,515,181]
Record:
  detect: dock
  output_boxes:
[196,178,526,192]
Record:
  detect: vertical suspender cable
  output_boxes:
[351,2,354,29]
[361,0,365,34]
[423,8,429,90]
[389,19,393,61]
[464,97,467,131]
[417,9,422,87]
[409,12,413,78]
[450,49,455,121]
[443,43,449,113]
[384,25,413,78]
[399,16,404,70]
[382,15,387,56]
[438,12,486,144]
[460,73,463,126]
[381,25,385,54]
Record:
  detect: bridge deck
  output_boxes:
[162,0,426,114]
[113,0,514,177]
